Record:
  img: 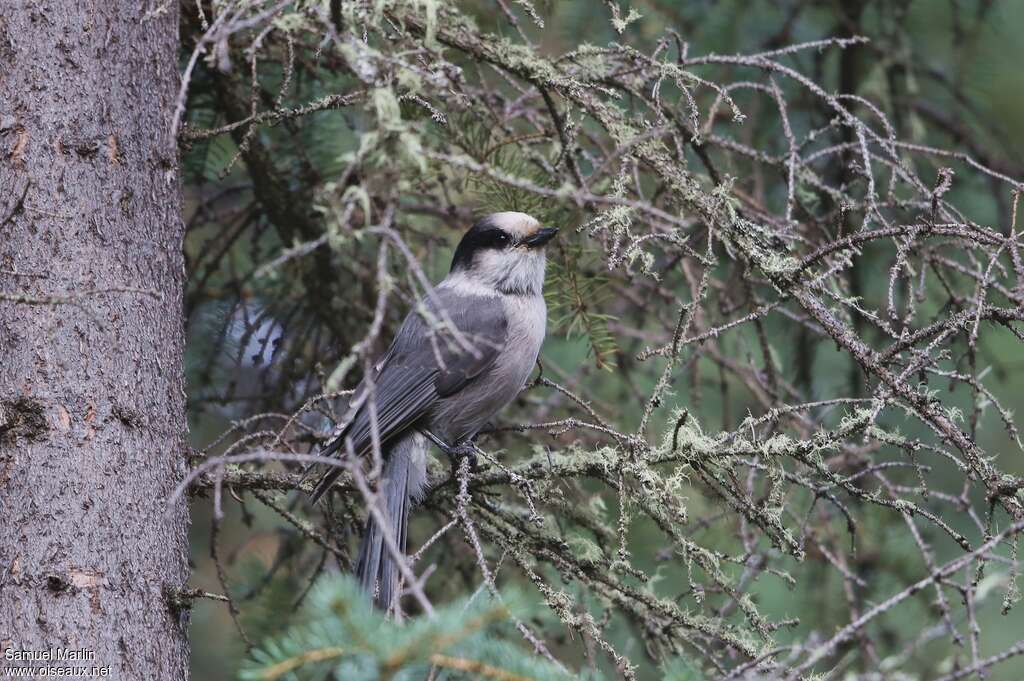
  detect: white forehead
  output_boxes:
[487,211,540,237]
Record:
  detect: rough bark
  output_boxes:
[0,2,189,678]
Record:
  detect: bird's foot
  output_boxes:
[452,442,479,473]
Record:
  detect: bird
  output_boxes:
[308,211,558,611]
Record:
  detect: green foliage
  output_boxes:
[445,112,559,218]
[545,245,619,370]
[240,573,586,681]
[658,657,704,681]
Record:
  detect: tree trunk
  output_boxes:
[0,2,189,678]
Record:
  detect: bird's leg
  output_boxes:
[420,429,478,472]
[419,428,452,453]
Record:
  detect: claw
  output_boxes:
[450,441,479,472]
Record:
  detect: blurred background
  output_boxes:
[179,1,1024,678]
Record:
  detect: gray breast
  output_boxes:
[427,293,546,444]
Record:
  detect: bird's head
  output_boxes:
[448,212,558,296]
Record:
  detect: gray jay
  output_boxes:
[308,211,557,610]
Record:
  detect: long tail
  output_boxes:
[354,442,415,611]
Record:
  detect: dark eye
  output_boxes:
[494,233,509,246]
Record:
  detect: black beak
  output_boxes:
[523,227,559,248]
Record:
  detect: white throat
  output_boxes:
[443,249,547,297]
